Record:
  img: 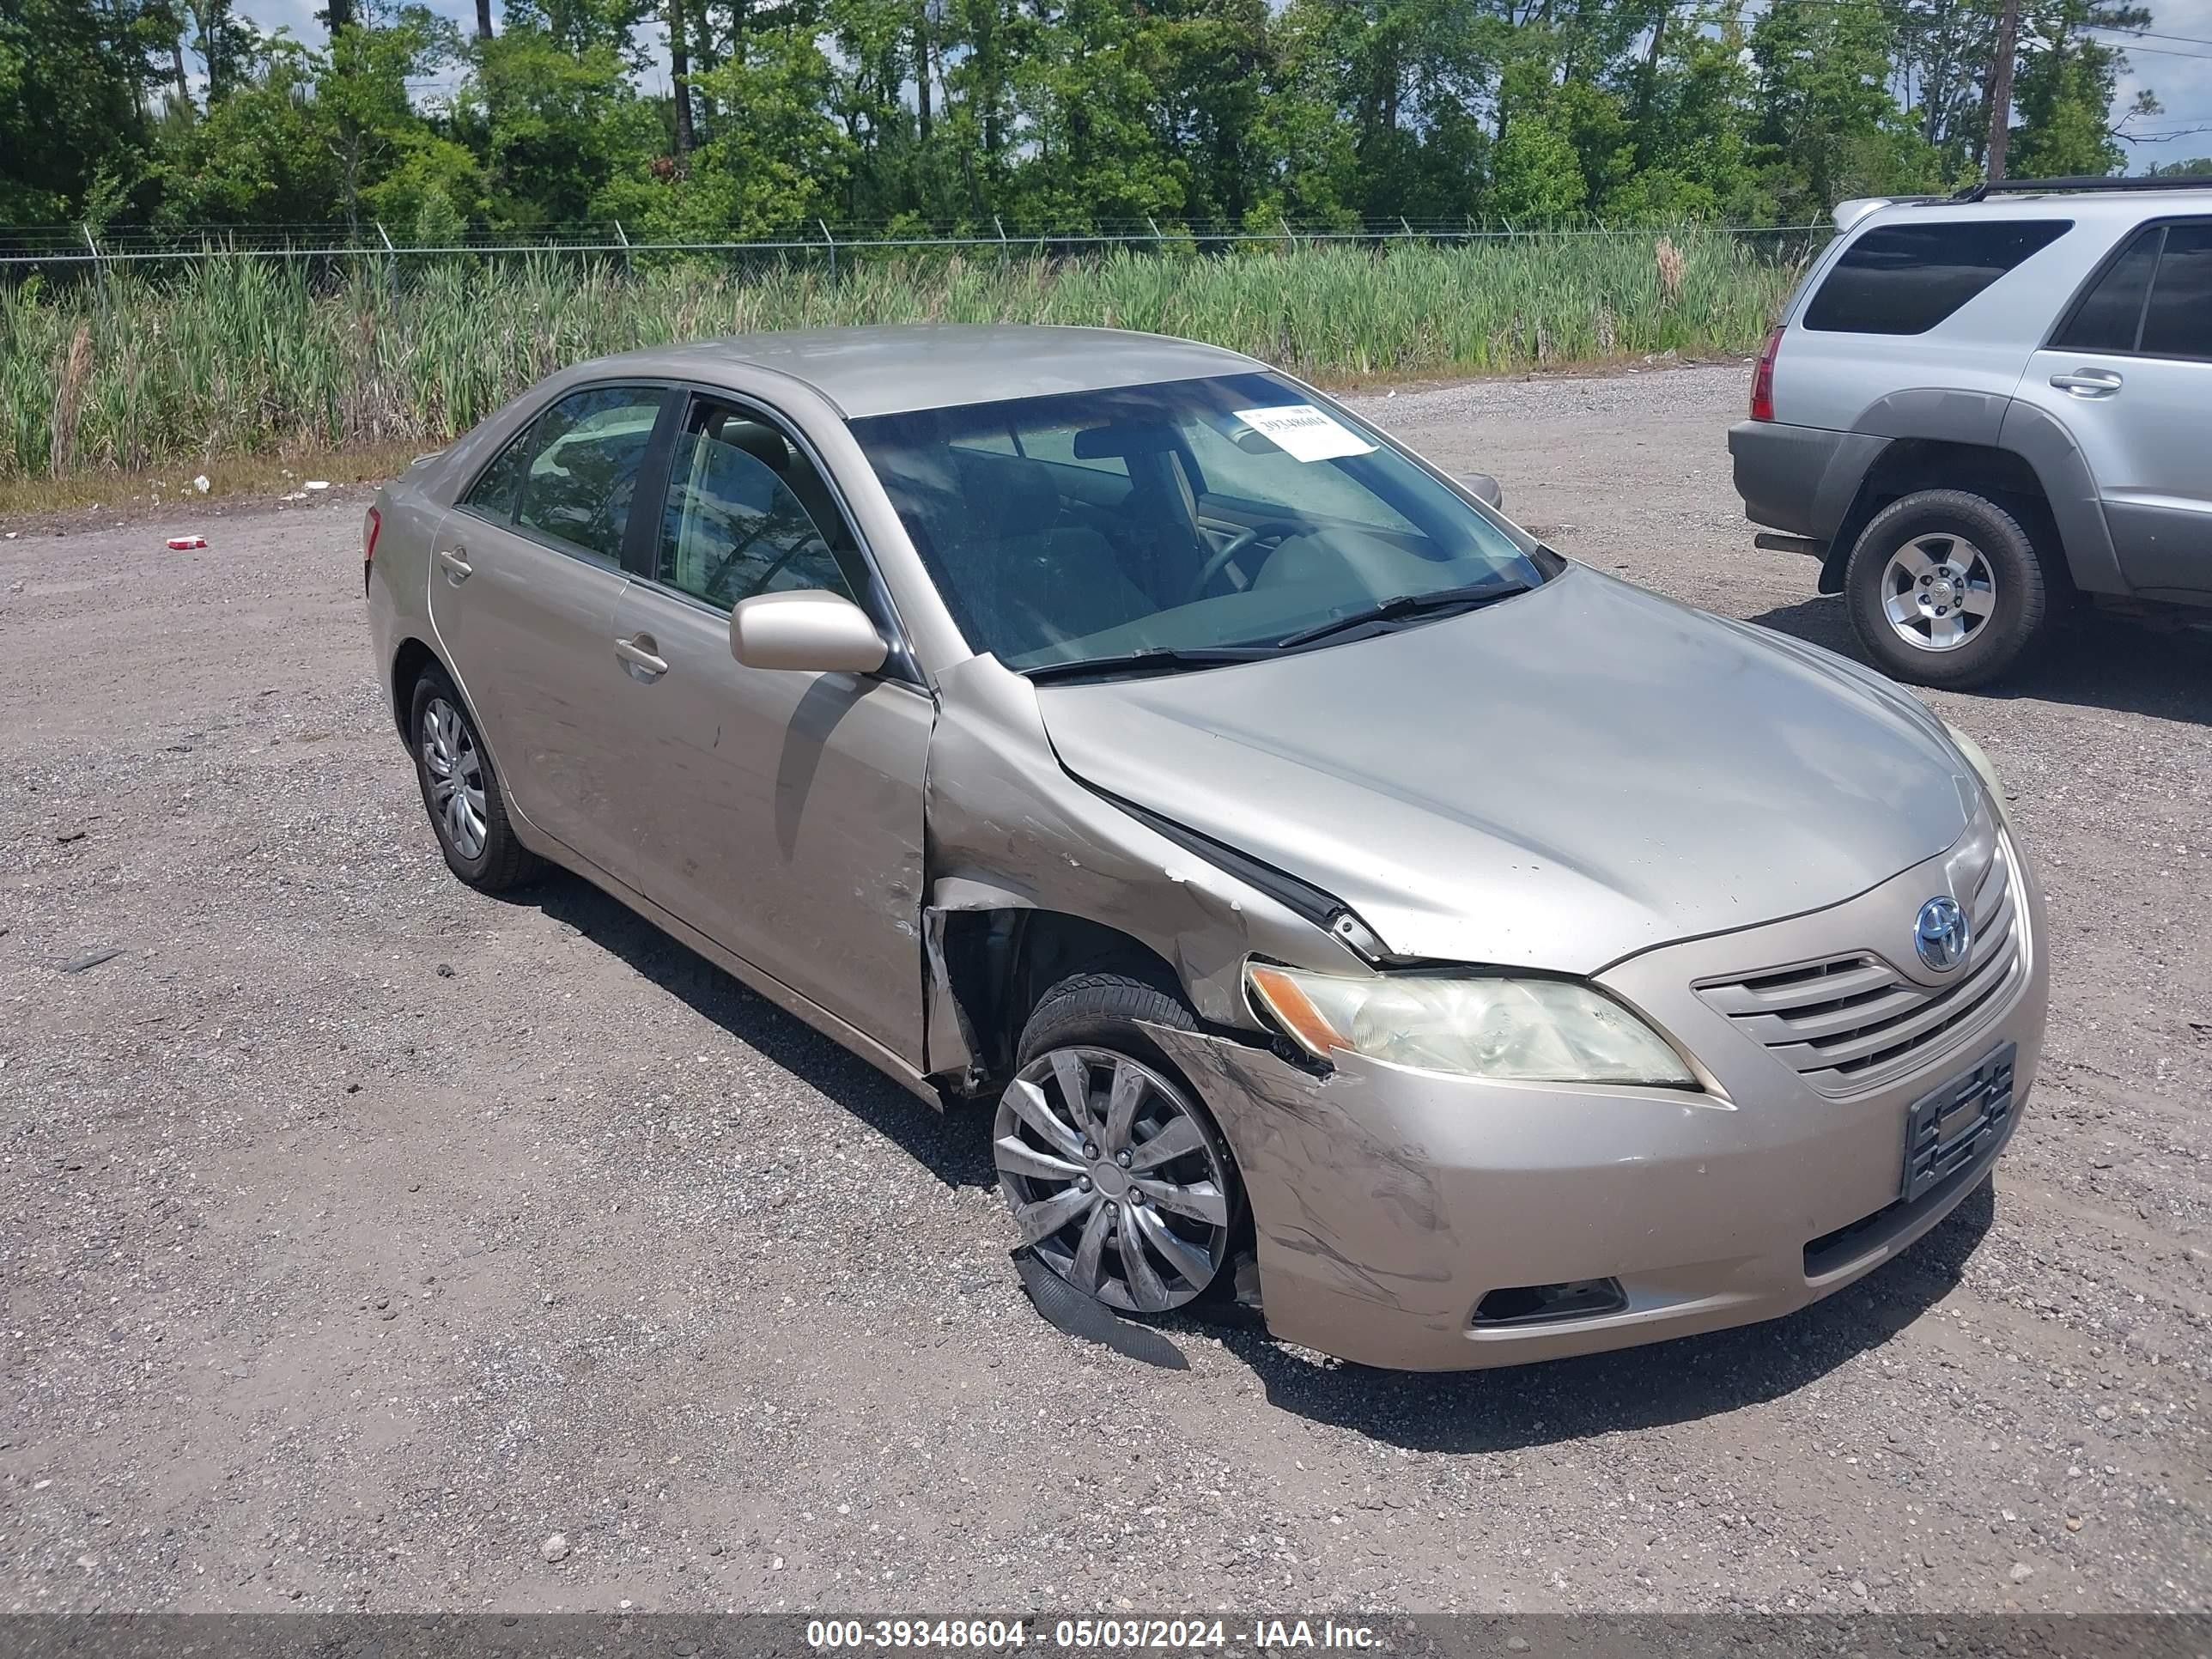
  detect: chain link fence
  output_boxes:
[2,218,1835,278]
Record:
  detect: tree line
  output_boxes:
[4,0,2203,244]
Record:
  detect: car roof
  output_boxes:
[1839,186,2212,234]
[574,325,1267,420]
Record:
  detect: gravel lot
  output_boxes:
[3,362,2207,1616]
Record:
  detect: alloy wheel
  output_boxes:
[420,696,489,860]
[1881,534,1997,653]
[994,1047,1233,1313]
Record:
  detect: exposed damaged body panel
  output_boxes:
[919,650,1373,1083]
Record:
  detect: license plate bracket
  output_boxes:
[1901,1042,2016,1204]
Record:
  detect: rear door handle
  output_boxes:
[436,547,473,581]
[2050,368,2123,398]
[614,634,669,678]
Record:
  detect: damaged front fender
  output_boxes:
[921,652,1372,1082]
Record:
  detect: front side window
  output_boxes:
[851,372,1542,672]
[470,385,665,565]
[656,402,856,610]
[1804,219,2072,336]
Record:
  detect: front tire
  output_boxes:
[996,973,1242,1316]
[1842,489,2049,689]
[408,665,541,892]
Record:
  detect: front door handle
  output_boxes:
[614,633,669,678]
[437,547,474,581]
[2050,368,2123,398]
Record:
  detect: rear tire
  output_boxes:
[998,972,1243,1316]
[1843,489,2049,689]
[408,664,542,892]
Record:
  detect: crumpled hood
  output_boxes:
[1036,568,1978,973]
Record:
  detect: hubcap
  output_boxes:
[993,1047,1233,1314]
[1881,534,1996,653]
[420,697,489,860]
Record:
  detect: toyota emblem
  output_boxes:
[1914,895,1972,974]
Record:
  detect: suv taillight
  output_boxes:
[1749,326,1783,422]
[363,505,381,564]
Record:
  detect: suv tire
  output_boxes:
[1842,489,2049,689]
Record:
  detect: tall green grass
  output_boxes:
[1,233,1807,482]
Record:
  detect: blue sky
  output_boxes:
[232,0,2212,173]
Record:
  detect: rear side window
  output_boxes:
[2051,222,2212,361]
[2053,228,2162,352]
[461,424,532,521]
[2142,223,2212,360]
[1803,219,2072,336]
[463,385,665,564]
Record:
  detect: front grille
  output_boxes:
[1697,839,2025,1095]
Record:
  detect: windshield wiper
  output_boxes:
[1021,644,1279,684]
[1273,580,1530,649]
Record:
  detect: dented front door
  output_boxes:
[603,579,934,1066]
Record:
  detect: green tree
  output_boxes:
[1000,0,1188,229]
[0,0,178,222]
[2008,0,2153,179]
[462,18,657,228]
[599,21,849,233]
[7,0,2177,241]
[1752,0,1939,219]
[1607,9,1761,220]
[319,8,463,232]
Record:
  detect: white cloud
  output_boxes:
[2112,0,2212,167]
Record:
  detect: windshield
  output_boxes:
[849,372,1544,672]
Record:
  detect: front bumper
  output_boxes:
[1150,831,2049,1371]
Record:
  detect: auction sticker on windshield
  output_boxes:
[1234,404,1376,462]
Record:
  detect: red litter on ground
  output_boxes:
[165,535,208,550]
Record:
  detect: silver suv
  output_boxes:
[1730,178,2212,688]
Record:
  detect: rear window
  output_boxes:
[1803,219,2072,336]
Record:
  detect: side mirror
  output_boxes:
[730,589,889,675]
[1459,472,1504,510]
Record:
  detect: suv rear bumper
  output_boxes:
[1729,419,1842,540]
[1730,420,1893,558]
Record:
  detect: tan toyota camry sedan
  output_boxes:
[363,325,2047,1370]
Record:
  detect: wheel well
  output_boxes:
[1822,440,2068,597]
[390,638,439,740]
[937,908,1182,1090]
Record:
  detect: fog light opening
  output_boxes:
[1471,1278,1628,1328]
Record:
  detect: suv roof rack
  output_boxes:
[1953,175,2212,201]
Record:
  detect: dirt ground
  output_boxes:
[3,363,2207,1616]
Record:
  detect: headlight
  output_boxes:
[1943,720,2005,805]
[1247,963,1697,1087]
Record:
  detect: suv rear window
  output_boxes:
[1802,219,2072,336]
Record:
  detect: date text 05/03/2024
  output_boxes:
[804,1618,1382,1650]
